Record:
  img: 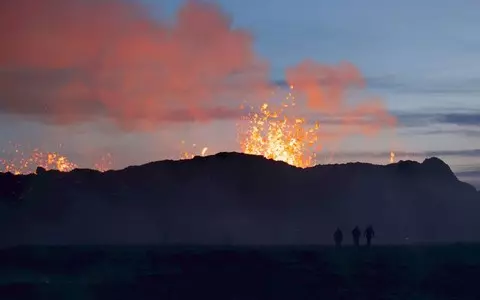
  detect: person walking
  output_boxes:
[334,228,343,247]
[352,226,361,247]
[365,225,375,247]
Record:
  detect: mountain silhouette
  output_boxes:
[0,152,478,246]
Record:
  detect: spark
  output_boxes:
[0,148,78,174]
[1,144,114,174]
[93,153,114,172]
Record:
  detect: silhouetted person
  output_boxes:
[333,228,343,247]
[365,225,375,247]
[352,226,361,246]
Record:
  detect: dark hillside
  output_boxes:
[0,153,478,245]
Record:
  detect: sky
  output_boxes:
[0,0,479,187]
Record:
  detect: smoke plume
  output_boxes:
[286,60,396,137]
[0,0,269,129]
[0,0,395,135]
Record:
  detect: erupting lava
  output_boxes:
[239,86,320,168]
[0,144,114,174]
[0,148,78,174]
[390,151,396,164]
[179,142,209,159]
[178,85,321,168]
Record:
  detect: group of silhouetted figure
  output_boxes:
[333,225,375,247]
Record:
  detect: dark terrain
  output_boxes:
[1,154,480,299]
[0,152,479,245]
[1,245,480,299]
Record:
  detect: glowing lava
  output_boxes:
[239,86,321,168]
[0,144,116,174]
[179,142,209,159]
[390,151,395,164]
[0,148,78,174]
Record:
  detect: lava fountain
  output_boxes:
[239,85,321,168]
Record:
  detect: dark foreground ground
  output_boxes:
[0,245,480,300]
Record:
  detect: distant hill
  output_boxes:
[0,152,478,246]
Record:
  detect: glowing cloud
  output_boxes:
[0,0,269,129]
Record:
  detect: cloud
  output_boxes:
[285,61,365,111]
[437,113,480,126]
[0,0,270,130]
[283,61,396,139]
[366,76,480,95]
[417,128,480,138]
[299,109,396,143]
[456,170,480,178]
[392,111,480,128]
[276,76,480,96]
[0,0,396,143]
[162,106,246,122]
[425,149,480,158]
[0,105,247,129]
[331,149,480,161]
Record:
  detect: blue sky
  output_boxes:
[1,0,480,186]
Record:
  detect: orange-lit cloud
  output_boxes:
[286,60,396,138]
[0,0,269,129]
[286,60,365,111]
[0,0,395,140]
